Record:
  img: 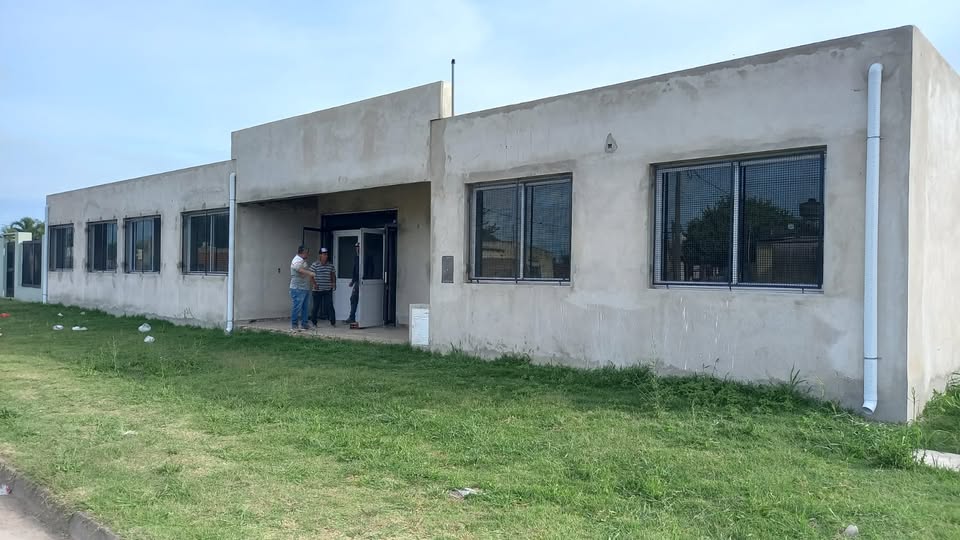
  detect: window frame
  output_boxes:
[124,215,162,273]
[653,150,825,291]
[181,209,229,275]
[20,240,42,288]
[85,220,118,273]
[48,224,74,271]
[469,174,573,284]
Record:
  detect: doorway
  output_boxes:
[330,229,386,327]
[301,209,398,327]
[4,241,14,298]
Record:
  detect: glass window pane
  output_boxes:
[475,185,519,278]
[152,217,161,272]
[524,181,571,280]
[338,236,358,278]
[660,165,733,283]
[362,232,383,280]
[189,214,209,272]
[212,212,229,273]
[106,222,117,271]
[64,227,73,269]
[738,154,823,286]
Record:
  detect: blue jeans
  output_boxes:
[290,288,310,328]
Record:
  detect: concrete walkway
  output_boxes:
[0,497,63,540]
[239,318,408,345]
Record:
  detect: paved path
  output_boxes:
[0,496,63,540]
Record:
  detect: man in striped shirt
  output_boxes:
[309,247,337,326]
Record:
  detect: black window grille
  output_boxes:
[48,225,73,270]
[125,216,161,273]
[21,241,42,287]
[182,210,228,274]
[86,221,118,272]
[472,176,572,282]
[654,151,824,289]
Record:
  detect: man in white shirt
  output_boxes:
[289,245,316,331]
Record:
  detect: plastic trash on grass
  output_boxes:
[144,335,155,344]
[138,323,152,333]
[72,326,88,331]
[52,324,64,330]
[448,487,481,500]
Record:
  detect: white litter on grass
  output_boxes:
[144,335,155,343]
[138,323,152,333]
[448,487,481,500]
[121,430,137,436]
[52,324,64,331]
[57,312,63,317]
[843,524,859,537]
[72,326,88,331]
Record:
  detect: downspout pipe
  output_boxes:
[862,63,882,415]
[41,204,49,304]
[225,172,237,334]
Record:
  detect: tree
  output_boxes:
[680,196,796,273]
[3,217,45,238]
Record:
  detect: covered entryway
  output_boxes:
[234,182,427,331]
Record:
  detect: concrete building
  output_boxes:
[3,231,42,303]
[44,27,959,422]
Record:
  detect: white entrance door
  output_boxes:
[358,228,385,328]
[333,231,358,320]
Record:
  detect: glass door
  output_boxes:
[358,228,385,328]
[333,230,359,320]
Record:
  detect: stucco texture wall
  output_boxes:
[46,161,233,326]
[430,28,915,420]
[232,83,449,203]
[907,29,960,416]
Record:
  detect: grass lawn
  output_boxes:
[0,300,958,539]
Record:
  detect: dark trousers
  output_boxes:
[348,284,359,322]
[310,290,335,325]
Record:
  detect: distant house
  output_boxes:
[43,27,960,422]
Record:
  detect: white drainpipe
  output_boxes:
[225,172,237,334]
[862,63,882,415]
[41,204,49,304]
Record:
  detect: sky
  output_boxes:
[1,0,958,228]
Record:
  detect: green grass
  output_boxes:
[916,374,960,455]
[0,300,958,539]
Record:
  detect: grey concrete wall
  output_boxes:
[907,29,960,417]
[316,183,431,325]
[234,199,318,322]
[430,28,915,420]
[46,161,233,326]
[232,83,449,203]
[233,183,431,324]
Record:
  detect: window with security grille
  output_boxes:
[654,151,824,289]
[86,221,118,272]
[182,209,228,274]
[21,241,42,287]
[472,176,572,282]
[125,216,161,273]
[48,224,73,270]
